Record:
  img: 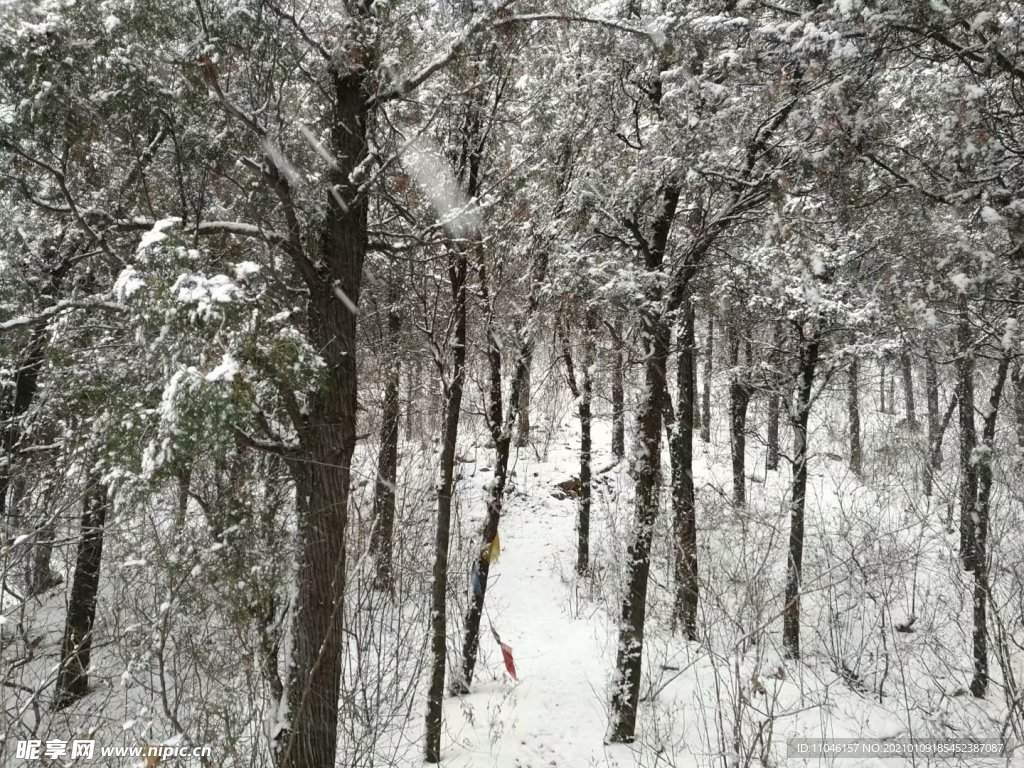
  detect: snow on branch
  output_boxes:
[0,298,124,334]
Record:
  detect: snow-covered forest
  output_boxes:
[2,0,1024,765]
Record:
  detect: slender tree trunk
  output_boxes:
[577,364,593,574]
[700,317,713,443]
[609,313,669,743]
[729,332,751,507]
[925,391,959,500]
[53,473,109,710]
[559,311,595,576]
[170,463,188,529]
[925,356,940,495]
[782,323,819,660]
[957,297,978,571]
[848,356,862,476]
[766,322,782,471]
[516,253,547,450]
[901,351,917,425]
[30,515,60,595]
[766,393,780,471]
[1012,363,1024,450]
[611,323,626,461]
[879,360,887,414]
[692,324,702,437]
[578,312,595,576]
[371,295,401,593]
[672,298,698,640]
[405,358,419,443]
[609,184,679,744]
[517,350,532,448]
[971,354,1010,697]
[424,247,468,763]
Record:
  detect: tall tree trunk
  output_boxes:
[672,298,698,640]
[424,246,468,763]
[901,351,917,425]
[925,356,940,495]
[766,322,782,471]
[925,391,959,500]
[559,310,596,576]
[700,317,713,443]
[879,360,887,414]
[516,350,532,448]
[848,356,862,476]
[782,322,819,660]
[516,252,547,449]
[30,514,60,595]
[405,357,420,442]
[371,292,402,593]
[578,361,593,575]
[611,323,626,461]
[1012,363,1024,450]
[174,464,191,529]
[53,472,109,710]
[729,331,751,507]
[957,297,978,571]
[608,184,679,744]
[971,353,1010,697]
[1,327,46,524]
[766,391,780,471]
[277,68,368,768]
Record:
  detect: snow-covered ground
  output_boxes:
[3,388,1021,767]
[408,399,1018,768]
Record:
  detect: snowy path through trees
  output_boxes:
[438,431,630,767]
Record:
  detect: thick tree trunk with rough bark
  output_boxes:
[782,323,819,660]
[672,299,698,639]
[276,68,368,768]
[53,473,109,710]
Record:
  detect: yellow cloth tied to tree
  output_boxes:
[483,533,500,564]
